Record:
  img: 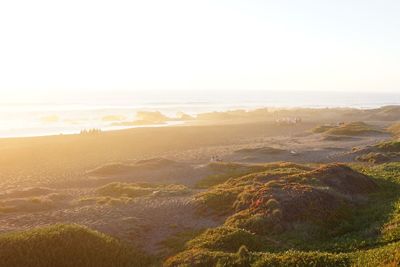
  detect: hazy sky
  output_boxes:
[0,0,399,99]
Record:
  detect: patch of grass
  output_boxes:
[78,196,133,205]
[195,185,242,214]
[196,162,267,188]
[0,224,150,267]
[253,250,351,267]
[313,125,336,133]
[313,122,383,136]
[353,241,400,267]
[160,229,205,256]
[356,141,400,164]
[186,227,268,253]
[166,241,400,267]
[388,122,400,137]
[196,172,251,189]
[164,248,236,267]
[0,196,62,213]
[96,182,190,199]
[376,140,400,153]
[356,152,390,164]
[195,162,310,214]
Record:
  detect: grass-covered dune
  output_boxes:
[356,140,400,164]
[79,182,191,205]
[0,224,150,267]
[195,162,276,189]
[96,182,190,198]
[87,158,180,176]
[376,140,400,153]
[165,162,400,267]
[313,122,384,136]
[389,123,400,137]
[165,242,400,267]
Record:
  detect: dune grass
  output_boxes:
[165,162,400,266]
[196,162,310,189]
[79,182,191,206]
[96,182,190,199]
[195,162,268,189]
[356,152,390,164]
[165,241,400,267]
[313,122,383,136]
[356,140,400,164]
[376,140,400,152]
[159,229,205,257]
[388,123,400,137]
[0,224,150,267]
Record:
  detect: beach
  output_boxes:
[0,105,397,255]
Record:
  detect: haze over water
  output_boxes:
[1,90,399,138]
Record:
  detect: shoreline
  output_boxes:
[0,104,399,139]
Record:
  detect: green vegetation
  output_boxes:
[79,182,190,205]
[195,162,311,214]
[376,140,400,152]
[0,191,70,214]
[186,227,268,253]
[196,162,269,188]
[388,122,400,137]
[0,224,150,267]
[165,162,400,267]
[6,162,400,266]
[88,158,178,176]
[160,229,205,257]
[165,243,400,267]
[313,125,336,133]
[356,141,400,164]
[313,122,383,136]
[96,182,190,198]
[356,152,390,164]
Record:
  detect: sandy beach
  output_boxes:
[0,106,396,256]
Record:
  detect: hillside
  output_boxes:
[165,162,400,266]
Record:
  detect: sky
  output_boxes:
[0,0,399,102]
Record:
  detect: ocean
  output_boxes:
[0,90,399,138]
